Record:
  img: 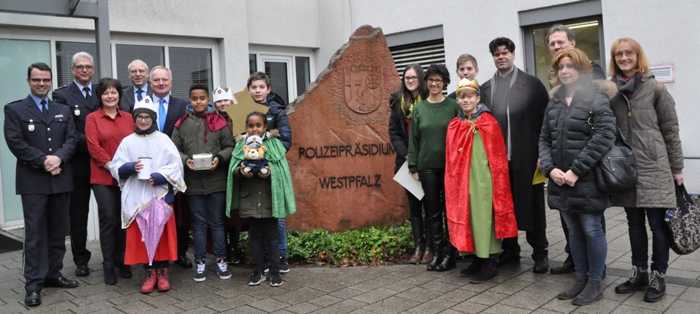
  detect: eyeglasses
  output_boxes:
[427,78,444,84]
[136,116,152,121]
[404,76,418,81]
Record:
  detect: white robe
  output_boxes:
[109,131,187,228]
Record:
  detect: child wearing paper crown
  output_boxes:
[226,111,296,288]
[444,78,518,283]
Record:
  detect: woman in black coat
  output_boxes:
[388,63,428,264]
[539,48,615,306]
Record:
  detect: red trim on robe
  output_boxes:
[444,113,518,253]
[124,213,178,265]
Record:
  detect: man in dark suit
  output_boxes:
[4,62,80,307]
[480,37,550,274]
[119,59,151,112]
[149,65,190,267]
[52,51,100,277]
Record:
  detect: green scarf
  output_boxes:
[401,94,422,118]
[226,136,297,219]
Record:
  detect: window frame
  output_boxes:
[248,45,315,103]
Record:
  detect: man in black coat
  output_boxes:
[52,52,99,277]
[148,65,190,267]
[4,62,80,307]
[119,59,151,112]
[480,37,550,273]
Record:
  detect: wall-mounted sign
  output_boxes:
[650,64,674,83]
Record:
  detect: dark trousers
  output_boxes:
[69,176,91,266]
[175,194,191,258]
[407,191,426,248]
[22,193,70,292]
[502,183,548,261]
[188,192,226,260]
[249,218,280,274]
[625,207,670,273]
[92,185,125,268]
[419,169,451,255]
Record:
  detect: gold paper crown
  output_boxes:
[455,78,480,95]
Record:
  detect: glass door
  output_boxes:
[0,38,51,227]
[525,18,604,88]
[258,54,295,104]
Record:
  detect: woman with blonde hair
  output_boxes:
[608,37,683,303]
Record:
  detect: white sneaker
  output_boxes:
[193,261,206,282]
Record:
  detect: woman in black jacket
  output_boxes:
[389,63,428,264]
[539,48,615,306]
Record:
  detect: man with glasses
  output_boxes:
[120,59,151,112]
[53,51,100,278]
[480,37,550,273]
[4,62,80,307]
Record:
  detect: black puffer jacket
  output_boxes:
[539,80,616,213]
[388,92,409,171]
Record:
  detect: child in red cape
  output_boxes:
[444,78,518,283]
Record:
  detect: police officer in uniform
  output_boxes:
[4,62,80,307]
[52,52,99,277]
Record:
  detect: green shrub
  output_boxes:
[286,222,413,266]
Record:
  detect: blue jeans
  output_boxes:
[625,207,670,273]
[278,218,287,257]
[188,192,226,260]
[561,211,607,281]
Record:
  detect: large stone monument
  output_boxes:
[286,25,405,232]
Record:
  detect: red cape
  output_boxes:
[444,112,518,253]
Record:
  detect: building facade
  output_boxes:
[1,0,698,233]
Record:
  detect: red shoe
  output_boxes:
[157,268,171,292]
[140,269,157,294]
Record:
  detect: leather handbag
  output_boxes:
[666,184,700,255]
[595,127,637,192]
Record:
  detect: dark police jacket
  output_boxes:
[52,83,99,178]
[3,96,78,194]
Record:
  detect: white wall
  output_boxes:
[246,0,320,48]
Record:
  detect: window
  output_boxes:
[295,56,311,96]
[55,41,98,87]
[169,47,212,98]
[115,44,164,88]
[250,50,314,104]
[389,38,446,75]
[527,19,603,87]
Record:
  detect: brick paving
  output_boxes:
[1,208,700,313]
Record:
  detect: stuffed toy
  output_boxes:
[241,134,270,177]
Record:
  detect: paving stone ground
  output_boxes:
[2,208,700,313]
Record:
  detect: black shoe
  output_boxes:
[426,254,441,271]
[498,251,520,266]
[551,257,575,274]
[460,258,482,277]
[615,267,648,294]
[248,271,265,286]
[24,291,41,307]
[279,256,290,273]
[643,270,666,303]
[103,266,117,285]
[434,254,456,272]
[44,275,79,288]
[175,255,192,269]
[533,258,549,274]
[75,264,90,277]
[470,258,497,283]
[118,265,133,279]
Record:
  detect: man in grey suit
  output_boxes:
[119,59,151,112]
